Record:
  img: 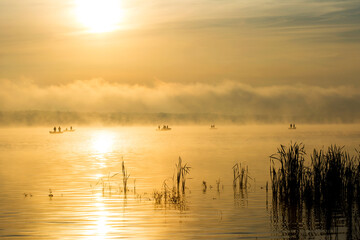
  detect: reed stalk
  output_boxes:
[122,161,130,195]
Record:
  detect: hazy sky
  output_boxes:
[0,0,359,116]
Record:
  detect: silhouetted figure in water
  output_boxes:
[290,124,292,128]
[70,126,72,130]
[53,126,56,132]
[58,126,61,132]
[158,125,160,130]
[293,124,296,128]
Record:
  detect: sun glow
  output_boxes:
[75,0,123,33]
[92,132,114,154]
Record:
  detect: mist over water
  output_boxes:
[0,124,359,239]
[1,79,360,124]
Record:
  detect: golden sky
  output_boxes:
[0,0,360,115]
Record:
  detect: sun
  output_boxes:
[75,0,123,33]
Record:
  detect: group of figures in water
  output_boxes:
[49,126,74,134]
[157,125,217,131]
[157,125,171,131]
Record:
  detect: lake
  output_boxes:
[0,124,359,239]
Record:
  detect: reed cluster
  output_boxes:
[95,172,119,195]
[311,146,360,205]
[270,143,360,238]
[270,142,360,206]
[153,156,191,206]
[270,143,306,204]
[93,160,131,196]
[233,163,249,190]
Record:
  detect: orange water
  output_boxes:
[0,125,359,239]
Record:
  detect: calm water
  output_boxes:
[0,124,359,239]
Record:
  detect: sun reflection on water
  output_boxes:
[92,132,115,154]
[90,131,116,168]
[87,194,111,240]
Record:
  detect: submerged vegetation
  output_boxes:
[88,155,256,209]
[270,142,360,238]
[153,156,191,206]
[93,160,130,196]
[233,162,252,191]
[90,156,192,208]
[52,141,360,238]
[270,142,360,206]
[122,161,130,195]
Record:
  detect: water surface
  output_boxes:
[0,124,359,239]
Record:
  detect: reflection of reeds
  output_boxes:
[216,178,220,192]
[310,145,360,211]
[270,143,360,238]
[233,163,252,207]
[48,189,53,197]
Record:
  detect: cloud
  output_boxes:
[0,78,359,123]
[153,0,360,43]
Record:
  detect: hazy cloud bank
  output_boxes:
[0,78,359,123]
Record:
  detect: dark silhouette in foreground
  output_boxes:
[270,143,360,239]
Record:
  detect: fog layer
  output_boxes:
[0,78,359,125]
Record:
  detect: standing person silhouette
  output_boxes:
[53,126,56,132]
[58,126,61,132]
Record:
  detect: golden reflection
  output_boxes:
[75,0,123,33]
[92,132,115,154]
[87,195,111,240]
[94,173,103,179]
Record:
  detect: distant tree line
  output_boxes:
[0,111,359,126]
